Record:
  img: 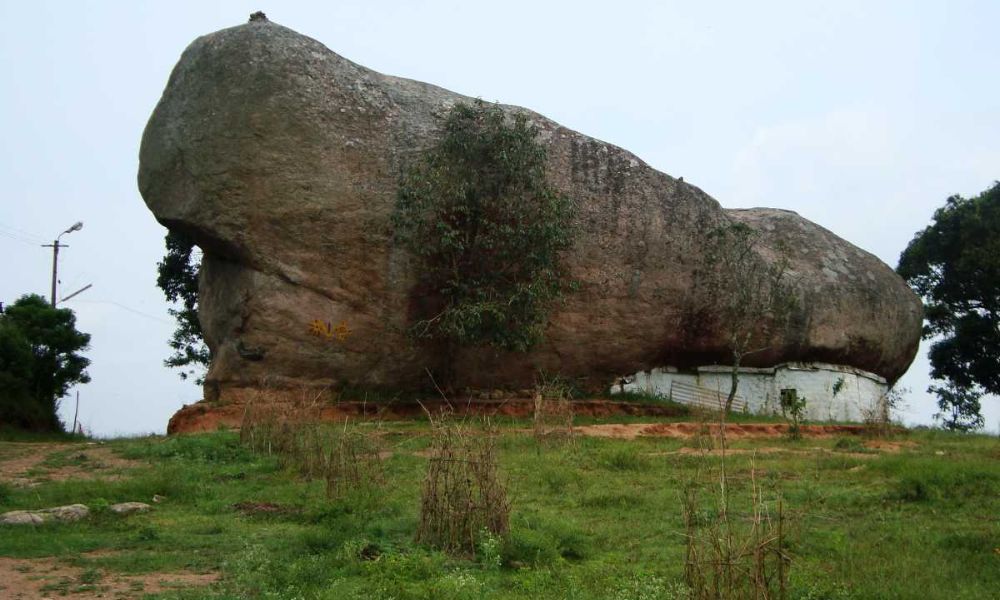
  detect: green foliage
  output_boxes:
[611,573,690,600]
[898,182,1000,427]
[780,388,807,439]
[831,437,868,453]
[831,377,845,397]
[2,429,999,599]
[120,432,250,463]
[928,382,984,432]
[0,294,90,431]
[879,454,999,503]
[596,446,650,472]
[0,322,37,425]
[394,99,575,354]
[695,222,796,413]
[156,230,209,382]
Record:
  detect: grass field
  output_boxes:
[0,418,997,599]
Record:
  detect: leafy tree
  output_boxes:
[0,322,38,427]
[0,294,90,431]
[929,382,984,432]
[393,100,575,355]
[695,222,796,414]
[157,230,209,382]
[898,182,1000,430]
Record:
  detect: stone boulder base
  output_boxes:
[138,19,923,401]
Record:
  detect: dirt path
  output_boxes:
[0,556,217,599]
[0,442,140,487]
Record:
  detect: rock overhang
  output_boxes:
[138,19,923,400]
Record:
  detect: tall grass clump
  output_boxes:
[239,384,384,496]
[324,420,385,499]
[239,384,325,456]
[682,416,790,600]
[533,376,574,444]
[416,415,510,557]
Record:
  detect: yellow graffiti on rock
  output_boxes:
[308,319,352,342]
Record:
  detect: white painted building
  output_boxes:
[614,362,888,422]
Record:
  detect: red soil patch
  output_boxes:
[166,398,688,434]
[167,398,884,440]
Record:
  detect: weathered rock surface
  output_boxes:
[139,19,922,401]
[1,504,90,525]
[0,511,44,525]
[109,502,151,515]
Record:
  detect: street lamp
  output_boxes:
[44,221,83,307]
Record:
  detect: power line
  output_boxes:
[0,222,45,244]
[68,299,174,325]
[0,229,41,246]
[0,221,44,236]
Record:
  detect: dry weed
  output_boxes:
[324,420,385,498]
[416,415,510,556]
[681,421,790,600]
[533,378,574,443]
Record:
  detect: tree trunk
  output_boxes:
[725,352,741,414]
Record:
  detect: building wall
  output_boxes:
[616,362,887,422]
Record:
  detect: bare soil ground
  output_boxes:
[0,556,218,599]
[571,422,873,439]
[657,446,884,460]
[0,445,219,599]
[0,443,140,487]
[166,398,690,433]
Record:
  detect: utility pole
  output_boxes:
[42,221,83,307]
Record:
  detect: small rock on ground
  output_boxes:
[1,503,89,525]
[109,502,151,515]
[0,511,45,525]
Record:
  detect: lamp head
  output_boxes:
[63,222,83,235]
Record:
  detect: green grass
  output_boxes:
[0,426,88,443]
[0,427,998,599]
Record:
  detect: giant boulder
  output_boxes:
[138,18,922,401]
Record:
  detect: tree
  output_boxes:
[929,382,984,432]
[0,322,39,427]
[393,100,575,356]
[696,222,796,414]
[898,182,1000,430]
[0,294,91,432]
[157,230,209,382]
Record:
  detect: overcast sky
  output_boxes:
[1,1,997,436]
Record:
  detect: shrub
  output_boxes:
[0,294,90,432]
[394,99,575,355]
[780,388,806,440]
[416,417,510,557]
